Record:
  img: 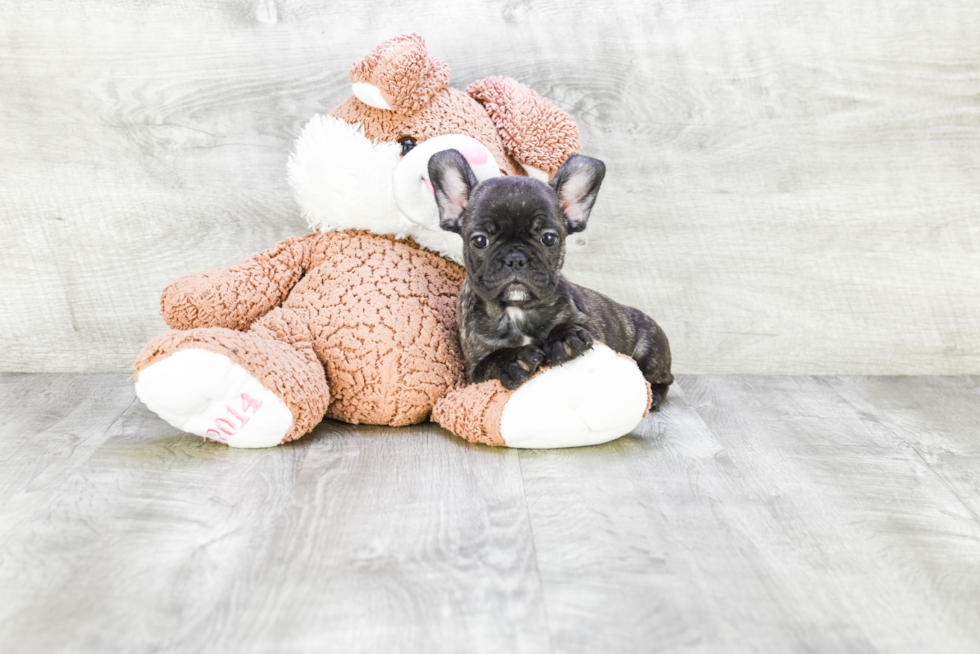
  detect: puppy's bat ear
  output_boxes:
[550,155,606,233]
[428,149,478,233]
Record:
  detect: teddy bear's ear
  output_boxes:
[467,77,581,181]
[349,33,450,115]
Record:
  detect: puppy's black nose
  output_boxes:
[504,251,527,269]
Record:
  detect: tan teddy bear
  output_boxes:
[133,34,653,448]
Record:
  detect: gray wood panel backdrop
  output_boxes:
[3,0,979,374]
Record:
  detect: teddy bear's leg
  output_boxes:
[432,343,652,449]
[134,307,330,448]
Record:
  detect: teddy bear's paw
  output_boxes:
[499,343,650,448]
[134,348,293,448]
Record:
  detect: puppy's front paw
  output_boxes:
[499,345,545,390]
[544,324,594,366]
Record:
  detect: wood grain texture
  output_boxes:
[0,373,137,507]
[677,375,980,653]
[2,0,980,373]
[519,375,980,653]
[0,374,548,654]
[3,373,980,652]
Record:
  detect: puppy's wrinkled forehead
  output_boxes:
[466,177,561,232]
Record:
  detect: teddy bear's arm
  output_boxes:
[160,234,320,331]
[467,77,581,180]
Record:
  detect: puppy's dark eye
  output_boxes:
[541,232,559,247]
[472,235,489,249]
[398,137,416,156]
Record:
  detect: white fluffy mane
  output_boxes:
[288,115,410,237]
[287,114,466,263]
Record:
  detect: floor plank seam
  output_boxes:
[815,376,980,527]
[1,395,141,516]
[516,450,557,654]
[5,375,980,651]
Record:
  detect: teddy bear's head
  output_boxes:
[288,33,580,263]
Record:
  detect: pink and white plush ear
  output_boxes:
[549,155,606,233]
[427,149,479,233]
[467,76,580,180]
[349,33,450,115]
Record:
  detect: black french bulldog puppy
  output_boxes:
[428,150,674,408]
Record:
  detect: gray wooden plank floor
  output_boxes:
[1,374,978,653]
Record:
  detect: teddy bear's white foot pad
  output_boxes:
[499,343,650,449]
[135,349,293,448]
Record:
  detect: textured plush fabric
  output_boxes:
[348,33,451,116]
[151,230,467,429]
[330,88,523,177]
[160,236,310,332]
[431,363,554,448]
[433,350,655,448]
[467,76,581,176]
[431,380,509,447]
[282,231,467,425]
[134,327,329,444]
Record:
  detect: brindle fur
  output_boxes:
[429,150,673,407]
